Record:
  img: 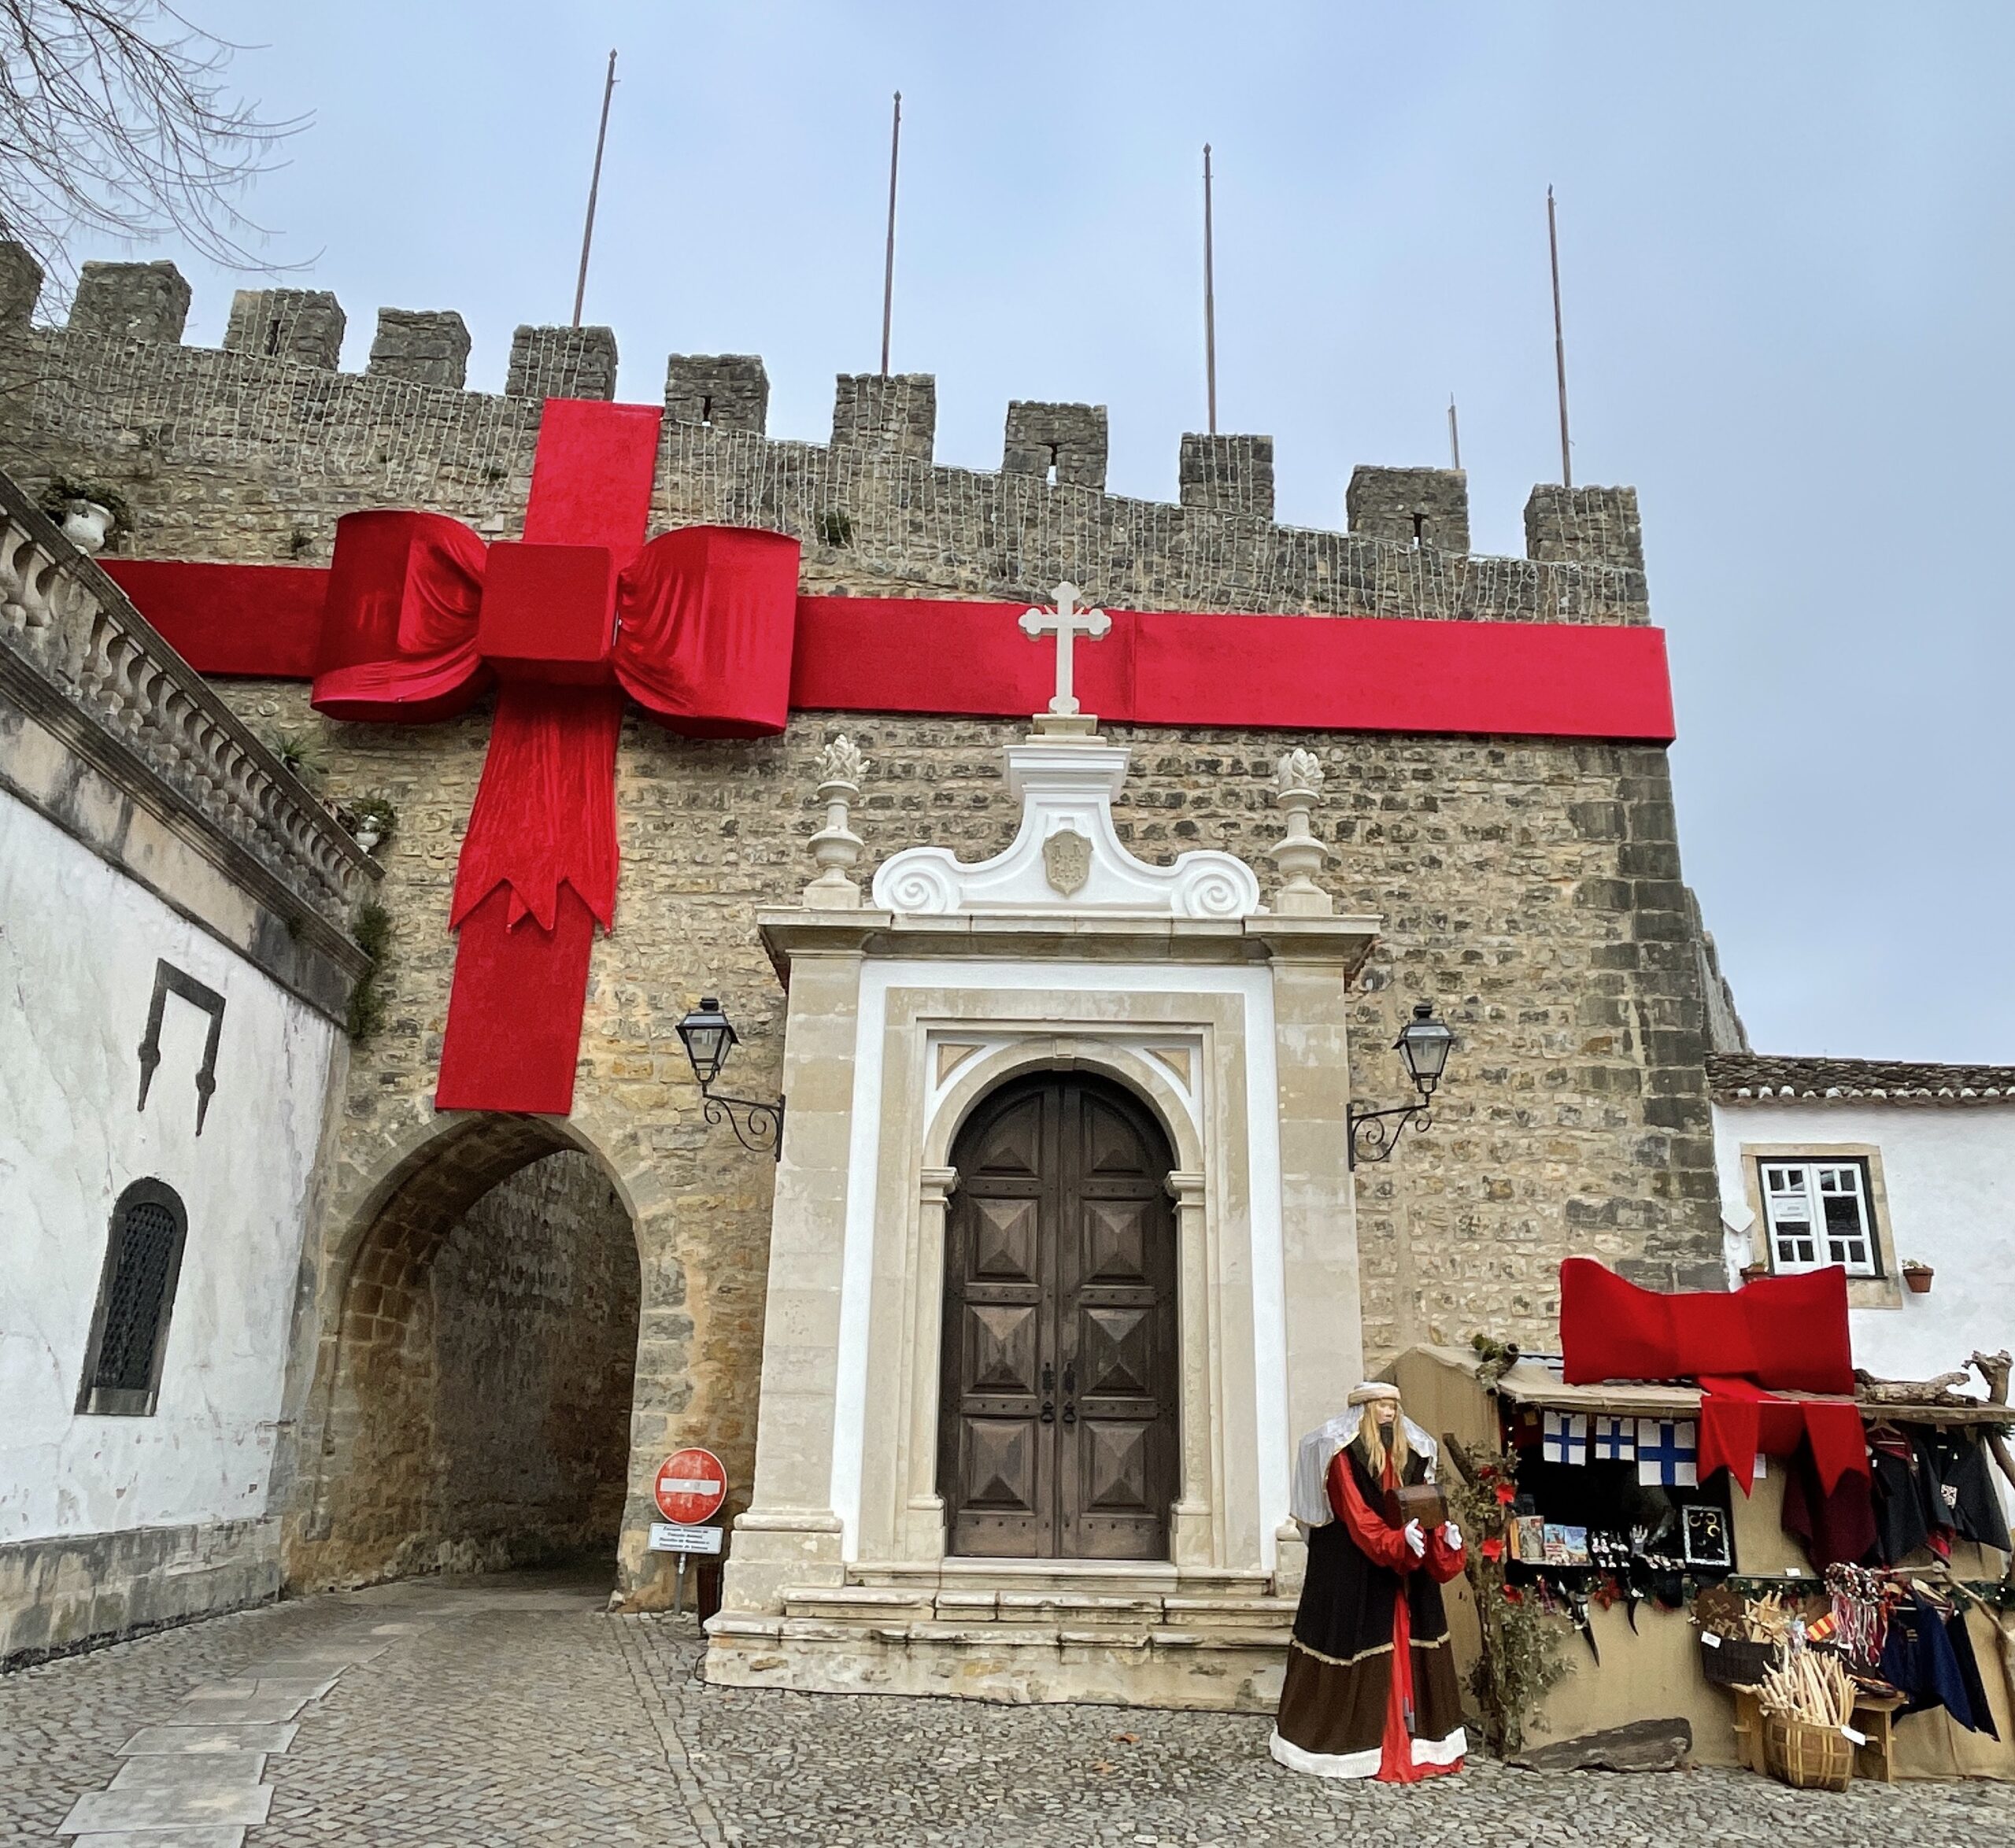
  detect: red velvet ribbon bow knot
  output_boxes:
[307,401,801,1114]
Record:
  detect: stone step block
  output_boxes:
[166,1693,307,1726]
[995,1593,1165,1624]
[56,1829,247,1848]
[118,1722,297,1756]
[782,1587,932,1622]
[1159,1595,1297,1629]
[184,1672,339,1701]
[111,1751,265,1787]
[704,1613,782,1640]
[59,1782,272,1833]
[1148,1625,1288,1651]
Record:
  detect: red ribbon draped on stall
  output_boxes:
[1558,1257,1869,1496]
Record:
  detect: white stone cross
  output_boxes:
[1019,582,1111,717]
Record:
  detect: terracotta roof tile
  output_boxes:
[1707,1052,2015,1104]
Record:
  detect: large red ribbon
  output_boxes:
[304,400,801,1114]
[104,401,1684,1120]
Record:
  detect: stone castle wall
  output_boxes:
[0,253,1721,1592]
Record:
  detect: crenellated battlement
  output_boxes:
[0,251,1650,620]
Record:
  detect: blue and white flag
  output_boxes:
[1592,1415,1635,1462]
[1636,1417,1699,1488]
[1541,1410,1589,1465]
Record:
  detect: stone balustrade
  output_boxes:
[0,470,377,933]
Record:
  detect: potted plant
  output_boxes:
[1740,1259,1770,1284]
[344,795,397,854]
[1902,1260,1935,1295]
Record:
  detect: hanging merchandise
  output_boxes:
[1781,1436,1879,1571]
[1879,1587,2001,1737]
[1868,1425,1937,1565]
[1565,1582,1599,1664]
[1592,1415,1635,1462]
[1915,1428,2013,1554]
[1636,1419,1699,1488]
[1823,1563,1891,1671]
[1541,1410,1589,1465]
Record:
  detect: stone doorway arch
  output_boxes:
[285,1115,642,1593]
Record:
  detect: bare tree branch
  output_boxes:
[0,2,305,302]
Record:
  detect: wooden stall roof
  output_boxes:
[1403,1347,2014,1426]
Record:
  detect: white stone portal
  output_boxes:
[709,599,1379,1709]
[870,738,1262,918]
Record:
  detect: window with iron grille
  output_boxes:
[76,1180,188,1416]
[1758,1158,1880,1277]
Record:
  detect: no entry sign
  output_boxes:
[654,1448,727,1526]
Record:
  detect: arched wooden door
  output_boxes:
[939,1073,1179,1559]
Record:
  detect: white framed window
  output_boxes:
[1758,1159,1879,1277]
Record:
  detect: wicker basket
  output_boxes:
[1762,1713,1855,1791]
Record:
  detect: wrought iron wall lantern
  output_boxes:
[675,996,786,1160]
[1347,1001,1456,1169]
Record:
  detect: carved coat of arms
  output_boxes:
[1043,826,1093,897]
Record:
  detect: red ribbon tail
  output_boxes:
[437,684,622,1114]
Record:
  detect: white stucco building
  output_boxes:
[0,478,374,1662]
[1709,1053,2015,1384]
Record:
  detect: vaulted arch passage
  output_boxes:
[938,1072,1180,1562]
[294,1120,641,1590]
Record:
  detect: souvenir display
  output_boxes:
[1540,1410,1589,1465]
[1592,1415,1636,1462]
[1683,1504,1732,1569]
[1636,1419,1699,1488]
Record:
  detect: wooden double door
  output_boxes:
[938,1074,1179,1560]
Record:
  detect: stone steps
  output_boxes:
[845,1558,1272,1600]
[781,1587,1296,1627]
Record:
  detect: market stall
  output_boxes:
[1391,1261,2015,1781]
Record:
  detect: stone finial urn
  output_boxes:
[805,734,868,909]
[1267,746,1334,916]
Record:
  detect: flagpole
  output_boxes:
[572,50,619,330]
[1547,184,1571,487]
[880,91,902,377]
[1203,143,1218,435]
[1447,395,1462,471]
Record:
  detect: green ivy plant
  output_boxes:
[346,901,391,1042]
[1442,1434,1571,1755]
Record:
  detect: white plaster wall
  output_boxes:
[1712,1100,2015,1380]
[0,796,340,1543]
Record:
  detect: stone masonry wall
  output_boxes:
[430,1153,638,1568]
[298,1148,638,1587]
[0,260,1721,1592]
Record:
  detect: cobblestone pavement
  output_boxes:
[8,1570,2015,1847]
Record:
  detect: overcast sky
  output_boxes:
[105,2,2013,1061]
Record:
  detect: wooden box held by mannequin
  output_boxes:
[1385,1482,1448,1530]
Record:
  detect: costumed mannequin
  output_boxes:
[1269,1382,1469,1782]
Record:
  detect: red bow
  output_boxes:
[309,400,800,1114]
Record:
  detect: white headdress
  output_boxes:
[1288,1384,1438,1528]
